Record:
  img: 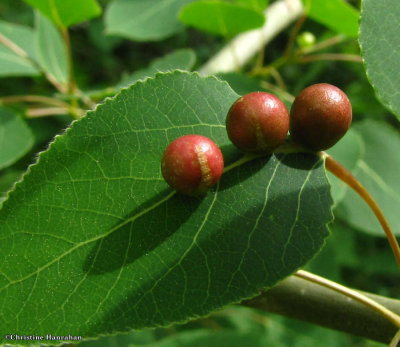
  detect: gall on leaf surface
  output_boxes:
[0,71,332,343]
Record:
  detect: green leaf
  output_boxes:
[0,20,40,77]
[359,0,400,120]
[0,71,332,343]
[0,107,34,170]
[35,11,68,86]
[179,1,265,37]
[303,0,359,38]
[23,0,101,28]
[326,128,364,206]
[119,49,196,88]
[336,120,400,236]
[105,0,194,42]
[234,0,269,12]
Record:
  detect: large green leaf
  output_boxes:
[0,107,34,170]
[234,0,268,12]
[0,20,40,77]
[336,120,400,236]
[359,0,400,120]
[0,71,332,344]
[105,0,194,41]
[119,49,196,88]
[179,1,265,37]
[23,0,101,28]
[303,0,359,38]
[35,11,68,86]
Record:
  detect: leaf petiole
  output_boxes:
[321,152,400,269]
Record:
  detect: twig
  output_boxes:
[252,35,352,77]
[298,53,362,64]
[295,270,400,328]
[242,274,400,343]
[60,27,76,95]
[283,14,307,59]
[260,81,295,103]
[300,34,346,55]
[269,67,287,91]
[26,107,84,118]
[0,95,70,108]
[59,28,95,110]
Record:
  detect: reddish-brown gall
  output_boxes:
[290,83,352,151]
[161,135,224,196]
[226,92,290,153]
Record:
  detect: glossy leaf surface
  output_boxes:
[23,0,101,28]
[0,72,332,343]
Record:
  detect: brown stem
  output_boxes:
[60,27,76,95]
[59,28,95,110]
[1,95,70,108]
[269,67,287,91]
[260,81,295,103]
[251,34,348,78]
[323,152,400,269]
[26,107,69,117]
[298,53,362,64]
[283,14,307,59]
[26,107,84,118]
[300,34,345,55]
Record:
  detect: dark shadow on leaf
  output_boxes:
[81,153,331,337]
[276,152,323,171]
[82,189,202,275]
[82,151,271,276]
[219,143,242,165]
[82,153,323,276]
[218,154,272,192]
